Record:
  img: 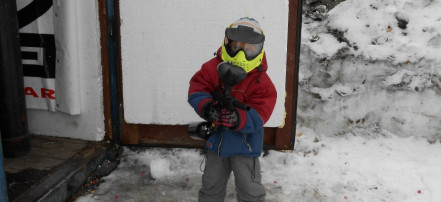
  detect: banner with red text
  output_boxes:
[17,0,80,115]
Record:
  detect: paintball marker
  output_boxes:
[188,62,250,140]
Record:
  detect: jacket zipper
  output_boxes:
[217,131,225,156]
[242,134,253,152]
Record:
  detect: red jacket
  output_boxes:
[188,48,277,157]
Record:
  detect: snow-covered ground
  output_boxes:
[75,126,441,202]
[76,0,441,201]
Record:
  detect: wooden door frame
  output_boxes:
[100,0,302,150]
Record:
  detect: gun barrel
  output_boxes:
[232,100,251,111]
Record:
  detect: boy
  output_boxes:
[188,17,277,202]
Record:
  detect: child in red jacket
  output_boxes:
[188,17,277,202]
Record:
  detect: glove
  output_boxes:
[202,101,239,129]
[201,101,218,121]
[211,108,239,128]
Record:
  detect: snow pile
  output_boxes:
[149,158,171,179]
[326,0,441,64]
[299,0,441,140]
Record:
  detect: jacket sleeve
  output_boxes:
[188,63,218,118]
[235,73,277,133]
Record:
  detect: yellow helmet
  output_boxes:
[221,17,265,73]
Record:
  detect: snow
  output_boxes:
[299,0,441,139]
[325,0,441,64]
[149,158,171,179]
[75,127,441,202]
[263,128,441,202]
[76,0,441,201]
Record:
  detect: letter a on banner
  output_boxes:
[17,0,81,115]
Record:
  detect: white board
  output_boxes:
[120,0,289,127]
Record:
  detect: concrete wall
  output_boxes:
[27,1,104,141]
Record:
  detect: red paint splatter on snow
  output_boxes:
[273,180,277,184]
[418,190,422,194]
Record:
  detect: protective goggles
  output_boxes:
[224,25,265,60]
[224,38,264,60]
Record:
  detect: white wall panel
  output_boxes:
[120,0,289,127]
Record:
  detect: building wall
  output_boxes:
[27,0,292,141]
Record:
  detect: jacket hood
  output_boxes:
[216,47,268,73]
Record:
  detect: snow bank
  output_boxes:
[298,0,441,140]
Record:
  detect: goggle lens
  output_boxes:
[226,39,263,60]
